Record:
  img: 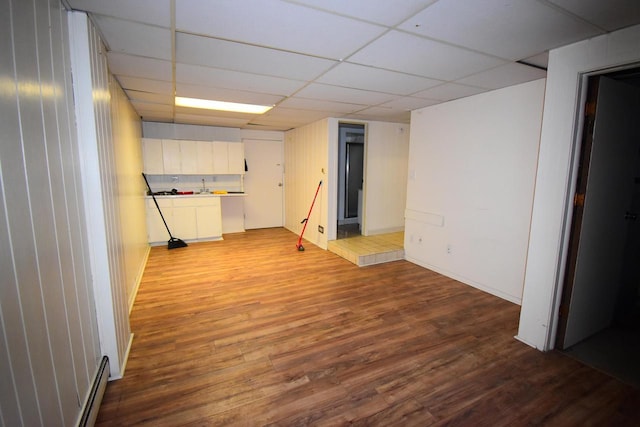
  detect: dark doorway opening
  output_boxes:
[337,123,365,239]
[557,68,640,388]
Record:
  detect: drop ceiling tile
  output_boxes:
[66,0,171,27]
[295,83,396,105]
[413,83,487,102]
[521,52,549,69]
[346,107,411,123]
[130,101,173,114]
[176,83,284,106]
[348,31,506,80]
[175,106,260,120]
[175,113,250,127]
[317,63,442,95]
[107,52,172,81]
[176,63,306,96]
[175,0,386,59]
[117,76,173,94]
[398,0,601,60]
[290,0,436,26]
[379,96,441,111]
[548,0,640,32]
[261,107,332,123]
[176,33,337,80]
[93,16,171,60]
[125,90,174,104]
[278,97,365,113]
[456,62,547,90]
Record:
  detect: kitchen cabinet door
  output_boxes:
[196,200,222,238]
[212,142,229,174]
[180,140,198,174]
[162,139,181,174]
[196,141,214,174]
[172,206,198,240]
[146,199,170,242]
[228,142,245,174]
[142,138,164,174]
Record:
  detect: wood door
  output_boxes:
[560,76,640,348]
[243,139,283,229]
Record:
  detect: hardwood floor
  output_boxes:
[97,228,640,426]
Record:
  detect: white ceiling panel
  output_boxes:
[70,0,640,129]
[457,63,547,90]
[125,91,174,105]
[317,63,442,95]
[107,52,172,81]
[348,31,506,80]
[175,0,387,60]
[175,113,250,127]
[67,0,171,27]
[346,108,410,123]
[130,101,173,114]
[260,107,332,123]
[412,83,487,102]
[398,0,601,60]
[278,97,365,113]
[93,15,171,60]
[176,63,306,96]
[176,33,337,80]
[117,76,173,95]
[289,0,436,26]
[379,96,440,111]
[294,83,395,105]
[548,0,640,32]
[176,83,284,106]
[521,52,549,69]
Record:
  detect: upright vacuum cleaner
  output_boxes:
[296,180,323,251]
[142,172,188,249]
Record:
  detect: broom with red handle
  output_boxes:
[296,180,323,251]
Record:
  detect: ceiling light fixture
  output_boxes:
[175,96,273,114]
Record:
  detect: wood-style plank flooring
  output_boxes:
[97,228,640,426]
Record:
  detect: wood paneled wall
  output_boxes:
[0,1,101,425]
[284,119,330,249]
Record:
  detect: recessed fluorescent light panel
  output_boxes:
[175,96,273,114]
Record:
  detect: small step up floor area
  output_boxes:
[328,231,404,267]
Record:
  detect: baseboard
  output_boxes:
[129,245,151,314]
[77,356,109,427]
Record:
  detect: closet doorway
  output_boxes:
[337,123,365,239]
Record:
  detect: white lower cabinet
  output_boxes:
[146,196,222,244]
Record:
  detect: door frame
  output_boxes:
[550,64,640,350]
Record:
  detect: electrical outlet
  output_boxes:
[318,225,324,234]
[446,244,452,254]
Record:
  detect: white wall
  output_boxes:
[363,122,410,235]
[518,24,640,350]
[405,79,546,304]
[0,2,101,425]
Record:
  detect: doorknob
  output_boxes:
[278,182,283,187]
[624,211,638,221]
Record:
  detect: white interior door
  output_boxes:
[243,139,284,229]
[564,77,640,347]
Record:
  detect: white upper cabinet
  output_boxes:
[196,140,214,174]
[179,140,199,174]
[212,142,229,174]
[142,138,164,174]
[162,139,181,174]
[228,143,245,174]
[141,139,245,175]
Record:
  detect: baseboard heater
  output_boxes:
[78,356,109,427]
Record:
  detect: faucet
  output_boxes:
[201,178,207,193]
